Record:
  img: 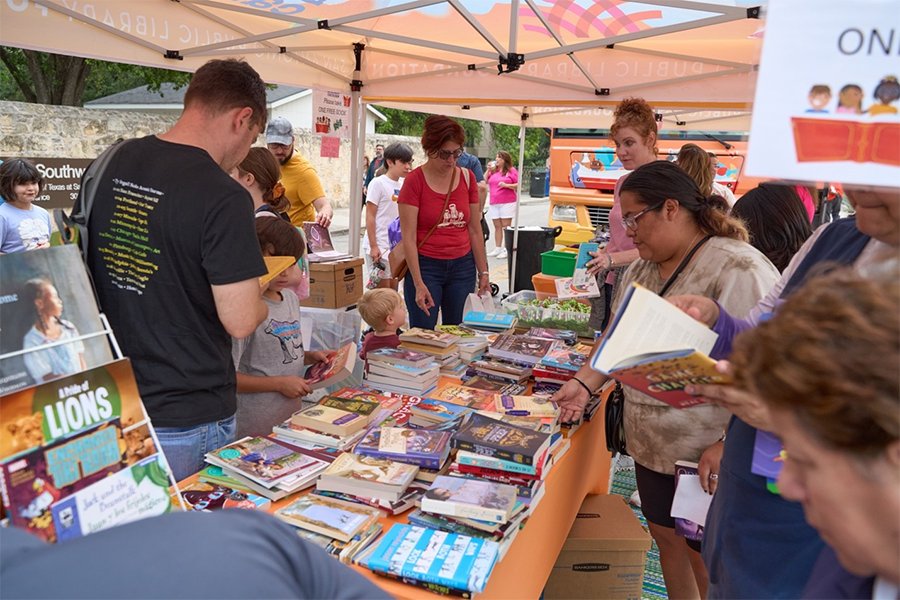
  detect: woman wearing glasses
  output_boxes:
[397,115,490,328]
[551,161,779,600]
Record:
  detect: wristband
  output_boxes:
[605,253,613,270]
[479,271,490,277]
[571,376,594,396]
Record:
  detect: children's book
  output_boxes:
[399,328,461,348]
[451,412,552,467]
[430,384,494,407]
[274,493,381,542]
[455,449,546,478]
[554,275,602,300]
[672,460,710,542]
[178,481,271,512]
[573,242,599,284]
[540,344,590,372]
[360,524,500,594]
[365,347,434,369]
[303,222,352,262]
[272,417,366,450]
[318,452,419,499]
[260,256,297,287]
[487,334,556,364]
[305,341,358,391]
[291,404,368,437]
[354,427,452,470]
[421,475,518,524]
[206,436,321,487]
[591,283,727,408]
[318,396,381,424]
[462,311,517,331]
[493,394,560,419]
[369,393,428,428]
[410,398,474,422]
[436,324,489,343]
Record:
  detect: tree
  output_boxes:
[0,46,191,106]
[489,123,550,167]
[374,106,482,147]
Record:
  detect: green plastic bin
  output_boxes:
[541,249,577,277]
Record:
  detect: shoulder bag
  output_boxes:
[390,167,458,281]
[604,233,713,456]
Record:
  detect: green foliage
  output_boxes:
[0,46,190,106]
[489,123,550,167]
[374,106,482,146]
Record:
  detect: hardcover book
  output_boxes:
[303,222,352,262]
[488,334,556,364]
[274,493,380,542]
[399,327,461,348]
[591,283,726,408]
[361,524,500,594]
[364,347,434,369]
[462,311,517,331]
[451,412,551,466]
[291,404,368,437]
[178,481,271,512]
[493,394,560,419]
[305,342,358,391]
[354,427,452,470]
[421,475,517,524]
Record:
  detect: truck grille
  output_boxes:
[586,206,611,227]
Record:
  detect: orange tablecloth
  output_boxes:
[178,382,611,600]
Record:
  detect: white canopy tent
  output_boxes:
[0,0,764,287]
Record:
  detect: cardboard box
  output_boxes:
[544,494,651,600]
[300,258,364,309]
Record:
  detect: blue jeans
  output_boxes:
[405,251,475,329]
[154,414,236,482]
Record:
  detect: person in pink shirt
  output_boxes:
[486,150,519,259]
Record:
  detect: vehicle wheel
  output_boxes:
[490,282,500,297]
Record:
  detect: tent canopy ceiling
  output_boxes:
[1,0,764,129]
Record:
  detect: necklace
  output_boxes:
[660,231,701,280]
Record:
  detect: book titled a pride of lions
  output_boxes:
[590,283,731,408]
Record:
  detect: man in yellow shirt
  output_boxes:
[265,117,334,228]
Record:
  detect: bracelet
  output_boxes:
[605,253,613,270]
[609,253,615,268]
[479,271,490,277]
[571,376,594,396]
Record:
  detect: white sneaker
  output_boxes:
[496,248,508,260]
[629,490,641,507]
[487,247,501,257]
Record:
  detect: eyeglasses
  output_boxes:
[434,148,463,161]
[621,202,664,231]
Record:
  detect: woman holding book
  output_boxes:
[398,115,490,328]
[551,161,779,600]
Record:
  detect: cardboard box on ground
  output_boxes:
[544,494,651,600]
[300,258,364,309]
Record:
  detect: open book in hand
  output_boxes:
[590,283,730,408]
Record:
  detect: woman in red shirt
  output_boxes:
[398,116,490,328]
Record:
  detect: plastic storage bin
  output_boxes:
[501,290,594,337]
[531,272,561,300]
[541,248,578,277]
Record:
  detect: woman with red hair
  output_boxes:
[398,115,490,328]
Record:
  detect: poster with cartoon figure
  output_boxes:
[746,0,899,187]
[311,88,352,139]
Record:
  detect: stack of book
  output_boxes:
[492,394,560,420]
[204,436,330,500]
[311,481,429,517]
[407,398,474,428]
[363,348,441,396]
[316,452,420,504]
[398,328,462,373]
[463,311,518,334]
[437,324,491,363]
[487,334,556,365]
[527,327,579,346]
[279,402,371,448]
[465,355,533,385]
[354,427,453,470]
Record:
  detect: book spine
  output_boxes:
[355,447,441,470]
[420,497,506,524]
[456,452,539,476]
[450,438,535,466]
[373,572,473,599]
[453,462,540,482]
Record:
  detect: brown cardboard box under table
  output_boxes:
[300,258,364,309]
[544,494,652,600]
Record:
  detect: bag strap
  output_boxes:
[72,138,130,261]
[659,234,713,297]
[417,167,457,250]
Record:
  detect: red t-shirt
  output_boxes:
[398,167,478,260]
[360,332,401,360]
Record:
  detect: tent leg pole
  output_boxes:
[508,109,527,295]
[348,93,365,257]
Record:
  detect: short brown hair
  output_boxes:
[609,97,658,154]
[0,158,42,202]
[677,143,714,197]
[237,148,289,213]
[255,217,305,260]
[731,269,900,458]
[421,115,465,156]
[184,59,267,129]
[358,288,403,328]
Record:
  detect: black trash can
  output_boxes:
[530,169,549,198]
[504,226,562,292]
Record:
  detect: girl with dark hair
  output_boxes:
[732,183,813,272]
[870,76,900,116]
[398,115,489,328]
[552,161,779,600]
[22,278,86,382]
[232,147,291,219]
[486,149,518,258]
[231,217,327,439]
[0,159,51,253]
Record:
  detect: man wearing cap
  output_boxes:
[266,117,334,228]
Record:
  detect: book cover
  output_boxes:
[540,345,589,372]
[354,427,452,470]
[555,276,602,300]
[462,311,516,329]
[421,475,517,523]
[274,493,380,542]
[493,394,560,419]
[451,462,541,485]
[366,360,440,380]
[410,399,473,422]
[436,324,489,342]
[303,222,352,262]
[592,283,726,408]
[527,327,578,345]
[365,347,433,369]
[272,419,365,450]
[751,429,785,480]
[319,452,419,489]
[361,524,500,594]
[474,410,549,432]
[305,341,357,391]
[399,328,460,348]
[455,449,545,477]
[209,436,321,486]
[430,384,494,407]
[330,387,402,411]
[572,242,599,286]
[459,376,527,396]
[197,465,253,492]
[0,418,126,543]
[674,461,704,542]
[364,372,437,394]
[370,394,427,428]
[260,256,297,288]
[0,246,114,395]
[311,481,427,516]
[406,508,500,540]
[451,412,551,466]
[318,396,380,423]
[488,334,556,363]
[291,404,367,437]
[178,481,271,512]
[51,455,173,543]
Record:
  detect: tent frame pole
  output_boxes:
[508,109,528,295]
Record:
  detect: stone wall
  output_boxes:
[0,100,424,208]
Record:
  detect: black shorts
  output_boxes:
[634,462,702,553]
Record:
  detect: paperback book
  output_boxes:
[527,327,578,346]
[317,452,419,502]
[206,436,320,487]
[493,394,560,419]
[354,427,452,470]
[291,404,368,437]
[462,311,517,331]
[455,449,546,477]
[318,396,380,424]
[399,328,461,348]
[591,283,726,408]
[178,481,271,512]
[451,412,552,467]
[673,460,705,542]
[274,493,381,542]
[364,347,434,369]
[421,475,517,524]
[305,342,358,391]
[430,384,495,408]
[488,335,556,364]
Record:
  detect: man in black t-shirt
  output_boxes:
[86,59,269,481]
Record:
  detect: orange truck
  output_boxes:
[547,128,761,245]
